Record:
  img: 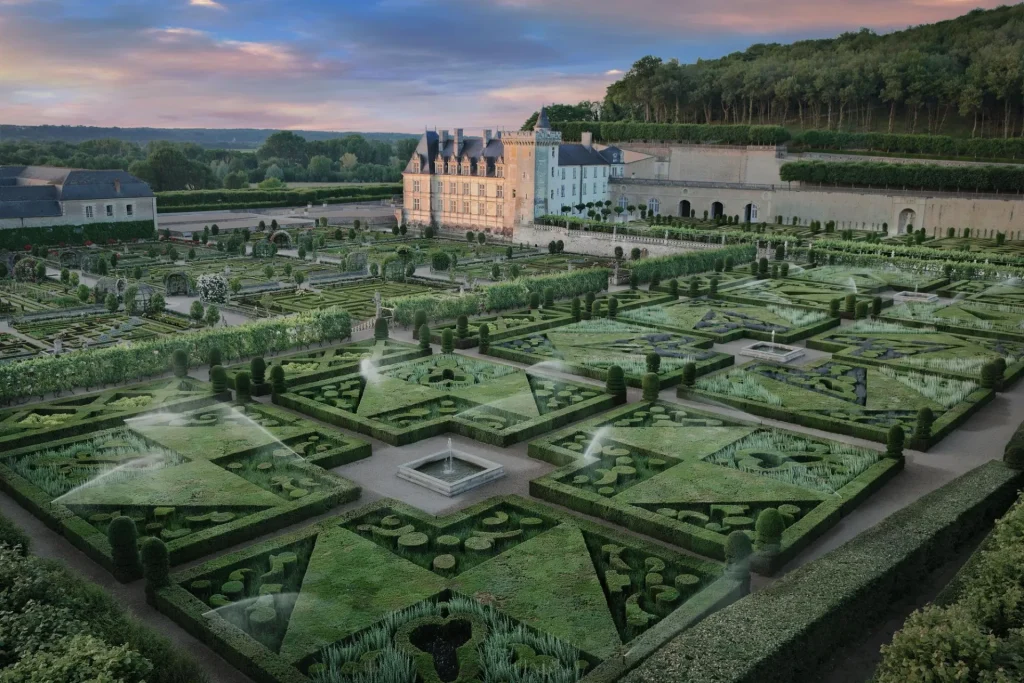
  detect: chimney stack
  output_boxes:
[581,132,593,151]
[454,128,464,154]
[439,129,449,146]
[483,129,492,145]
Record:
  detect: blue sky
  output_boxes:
[0,0,1003,133]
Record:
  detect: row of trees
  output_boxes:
[0,131,418,192]
[532,5,1024,138]
[780,160,1024,193]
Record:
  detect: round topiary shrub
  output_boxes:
[844,294,856,314]
[108,515,140,581]
[642,372,660,401]
[419,324,431,352]
[544,287,555,308]
[529,292,540,310]
[668,279,679,299]
[855,301,868,319]
[235,371,252,400]
[478,323,490,353]
[872,296,883,317]
[829,299,841,317]
[270,365,286,394]
[250,357,266,385]
[208,347,222,368]
[571,297,581,322]
[915,407,934,442]
[629,271,638,290]
[754,508,785,553]
[456,315,469,339]
[1005,445,1024,470]
[413,310,428,338]
[171,349,188,378]
[374,317,389,341]
[606,365,626,399]
[887,425,905,459]
[608,296,619,318]
[682,362,697,388]
[210,365,227,394]
[442,329,454,354]
[141,536,170,594]
[725,530,752,569]
[646,352,661,374]
[710,276,719,296]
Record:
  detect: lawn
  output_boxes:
[529,400,900,574]
[0,400,368,576]
[487,318,733,387]
[684,357,992,448]
[155,496,740,683]
[275,354,617,446]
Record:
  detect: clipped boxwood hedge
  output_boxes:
[622,460,1024,683]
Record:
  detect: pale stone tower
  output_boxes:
[500,106,561,225]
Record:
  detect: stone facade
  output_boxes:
[399,108,624,236]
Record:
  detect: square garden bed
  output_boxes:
[487,319,733,388]
[154,496,743,683]
[881,300,1024,343]
[0,401,369,578]
[529,401,901,575]
[682,357,993,449]
[717,277,882,316]
[275,354,618,446]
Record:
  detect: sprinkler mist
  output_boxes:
[582,426,612,465]
[847,277,858,294]
[443,437,454,475]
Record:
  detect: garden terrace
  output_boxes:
[0,277,86,314]
[529,400,900,574]
[618,298,838,344]
[487,319,733,388]
[685,358,992,449]
[649,270,753,296]
[141,257,339,294]
[155,496,742,683]
[786,265,946,294]
[12,310,193,351]
[455,253,618,281]
[0,400,368,576]
[224,338,428,395]
[910,236,1024,257]
[325,237,515,264]
[429,307,571,349]
[547,288,675,316]
[937,278,1024,306]
[275,354,617,446]
[717,277,880,313]
[881,300,1024,342]
[0,331,44,361]
[235,280,451,320]
[0,376,210,447]
[806,320,1024,383]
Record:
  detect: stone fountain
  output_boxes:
[397,437,505,497]
[739,329,806,363]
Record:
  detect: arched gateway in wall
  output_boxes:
[897,209,917,235]
[679,200,691,217]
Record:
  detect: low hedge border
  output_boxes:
[878,310,1024,344]
[714,288,894,320]
[0,405,366,581]
[680,365,994,450]
[621,460,1024,683]
[154,494,743,683]
[429,311,572,350]
[275,371,620,447]
[528,400,901,574]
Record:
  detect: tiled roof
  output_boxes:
[0,166,153,218]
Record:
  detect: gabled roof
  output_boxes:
[558,143,624,166]
[404,131,504,173]
[0,165,153,219]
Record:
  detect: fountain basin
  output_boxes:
[740,342,805,363]
[892,291,939,304]
[397,450,504,496]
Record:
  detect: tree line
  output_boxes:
[0,131,418,192]
[779,160,1024,194]
[531,5,1024,139]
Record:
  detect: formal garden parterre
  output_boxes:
[236,280,452,319]
[529,400,900,574]
[0,399,368,577]
[276,353,618,446]
[881,299,1024,341]
[717,277,879,312]
[684,356,992,448]
[155,495,743,683]
[487,319,733,387]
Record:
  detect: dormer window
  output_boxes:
[413,159,420,173]
[496,166,504,178]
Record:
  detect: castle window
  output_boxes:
[551,168,555,178]
[126,204,134,217]
[603,168,607,177]
[618,196,628,209]
[496,166,504,178]
[572,169,576,179]
[593,183,597,194]
[462,183,469,195]
[85,205,94,218]
[648,198,660,214]
[413,180,420,192]
[462,201,470,214]
[478,203,484,215]
[413,159,420,173]
[561,169,565,180]
[560,187,565,198]
[550,190,554,200]
[583,185,587,196]
[584,168,588,179]
[478,184,485,196]
[496,186,504,198]
[105,204,114,217]
[497,204,503,217]
[413,198,421,210]
[449,200,456,212]
[449,182,456,194]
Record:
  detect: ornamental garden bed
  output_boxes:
[456,253,618,280]
[806,320,1024,383]
[649,270,754,296]
[786,265,946,294]
[12,311,193,351]
[487,319,733,388]
[236,280,450,319]
[0,277,88,314]
[429,307,570,349]
[717,278,880,313]
[618,298,839,344]
[937,278,1024,306]
[225,339,428,396]
[683,358,993,449]
[275,354,618,446]
[0,332,44,361]
[0,377,212,448]
[142,257,338,294]
[529,400,901,575]
[0,400,368,578]
[154,495,743,683]
[880,300,1024,342]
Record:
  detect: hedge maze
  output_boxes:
[157,497,735,683]
[12,311,193,350]
[529,401,900,574]
[276,354,617,445]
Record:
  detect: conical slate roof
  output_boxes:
[534,106,551,131]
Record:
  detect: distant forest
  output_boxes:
[0,130,419,192]
[529,5,1024,139]
[0,125,413,149]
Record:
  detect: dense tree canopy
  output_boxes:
[529,5,1024,139]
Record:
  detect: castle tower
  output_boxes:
[501,106,561,225]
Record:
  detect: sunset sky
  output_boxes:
[0,0,1005,133]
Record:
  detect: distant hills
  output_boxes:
[0,125,416,149]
